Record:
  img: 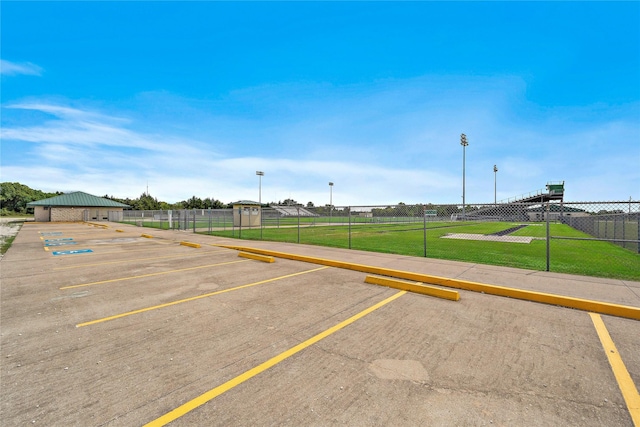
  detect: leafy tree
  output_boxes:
[182,196,204,209]
[281,198,301,206]
[1,182,58,214]
[133,193,161,210]
[204,198,225,209]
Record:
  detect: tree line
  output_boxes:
[0,182,329,215]
[0,182,229,214]
[102,193,227,211]
[0,182,61,215]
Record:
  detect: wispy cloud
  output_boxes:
[0,59,43,76]
[1,74,638,205]
[1,103,206,155]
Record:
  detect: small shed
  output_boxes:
[27,192,130,222]
[232,200,262,227]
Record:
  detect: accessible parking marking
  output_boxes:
[52,249,94,256]
[143,289,406,427]
[76,266,330,327]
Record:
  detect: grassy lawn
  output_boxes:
[202,221,640,281]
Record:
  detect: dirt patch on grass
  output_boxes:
[0,218,26,257]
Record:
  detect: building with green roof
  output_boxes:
[27,191,130,222]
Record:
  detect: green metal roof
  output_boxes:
[231,200,261,206]
[27,192,130,208]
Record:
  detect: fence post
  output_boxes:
[546,202,550,272]
[192,209,196,233]
[637,211,640,253]
[423,204,427,257]
[348,207,352,249]
[297,207,300,244]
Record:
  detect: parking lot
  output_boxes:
[1,222,639,426]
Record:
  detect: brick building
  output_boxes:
[27,192,130,222]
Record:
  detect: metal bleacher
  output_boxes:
[465,181,565,220]
[272,205,319,217]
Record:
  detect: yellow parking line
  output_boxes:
[590,313,640,426]
[216,245,640,321]
[143,289,406,427]
[60,259,250,290]
[53,251,228,270]
[77,266,330,327]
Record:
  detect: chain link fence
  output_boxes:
[120,201,640,280]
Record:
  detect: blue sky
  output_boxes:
[1,1,639,206]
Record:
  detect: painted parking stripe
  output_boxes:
[76,266,330,327]
[53,250,228,271]
[40,232,63,236]
[60,259,251,290]
[52,249,94,256]
[45,238,74,242]
[590,313,640,426]
[217,245,640,321]
[143,290,406,427]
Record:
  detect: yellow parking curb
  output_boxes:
[238,252,275,263]
[215,245,640,321]
[180,241,201,249]
[365,275,459,301]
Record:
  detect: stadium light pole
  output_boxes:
[494,164,498,205]
[256,171,264,205]
[329,182,334,206]
[460,133,468,219]
[329,182,334,224]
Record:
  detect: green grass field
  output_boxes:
[202,221,640,281]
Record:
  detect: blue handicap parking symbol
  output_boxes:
[52,249,93,256]
[45,241,78,247]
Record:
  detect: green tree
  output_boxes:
[133,193,161,210]
[1,182,57,214]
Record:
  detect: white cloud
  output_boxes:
[0,60,43,76]
[1,75,638,205]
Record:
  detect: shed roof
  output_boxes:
[231,200,261,206]
[27,192,130,208]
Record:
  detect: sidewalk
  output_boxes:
[136,224,640,309]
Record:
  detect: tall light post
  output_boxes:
[493,164,498,205]
[329,182,334,206]
[256,171,264,205]
[329,182,334,224]
[460,133,468,219]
